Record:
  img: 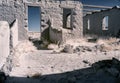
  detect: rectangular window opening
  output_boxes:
[28,6,41,32]
[63,8,73,29]
[87,19,90,30]
[102,16,109,30]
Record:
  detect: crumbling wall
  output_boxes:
[25,0,83,43]
[83,7,120,37]
[49,1,83,43]
[0,21,10,70]
[50,28,63,43]
[10,19,18,48]
[0,0,28,41]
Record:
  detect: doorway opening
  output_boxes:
[28,6,41,32]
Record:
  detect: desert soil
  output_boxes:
[5,39,120,83]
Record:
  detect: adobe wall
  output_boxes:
[83,7,120,37]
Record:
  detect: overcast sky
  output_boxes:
[81,0,120,6]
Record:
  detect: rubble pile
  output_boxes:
[62,40,120,53]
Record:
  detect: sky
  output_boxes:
[28,6,41,32]
[28,0,120,32]
[81,0,120,6]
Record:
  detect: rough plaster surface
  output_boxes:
[0,21,10,69]
[10,19,18,48]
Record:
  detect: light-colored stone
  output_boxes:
[0,21,10,69]
[10,19,18,48]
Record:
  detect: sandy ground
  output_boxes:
[5,39,120,83]
[10,50,120,77]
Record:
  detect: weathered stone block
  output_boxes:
[10,19,18,48]
[0,21,10,69]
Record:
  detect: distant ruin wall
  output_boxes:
[28,32,41,39]
[83,8,120,37]
[0,21,10,69]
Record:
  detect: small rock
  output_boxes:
[47,44,58,50]
[62,44,74,53]
[87,38,98,43]
[74,47,81,53]
[83,60,90,64]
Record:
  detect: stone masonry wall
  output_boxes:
[83,7,120,37]
[24,0,83,43]
[0,0,83,43]
[0,0,28,41]
[10,19,18,48]
[49,1,83,43]
[0,21,10,70]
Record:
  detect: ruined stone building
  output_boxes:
[37,0,83,43]
[0,0,83,43]
[0,0,83,73]
[83,6,120,37]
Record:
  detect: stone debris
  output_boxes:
[61,40,120,53]
[62,44,74,53]
[47,44,59,50]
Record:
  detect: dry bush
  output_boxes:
[30,73,42,78]
[97,37,119,44]
[101,44,113,51]
[97,37,120,51]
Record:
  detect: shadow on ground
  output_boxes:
[2,58,120,83]
[29,38,50,50]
